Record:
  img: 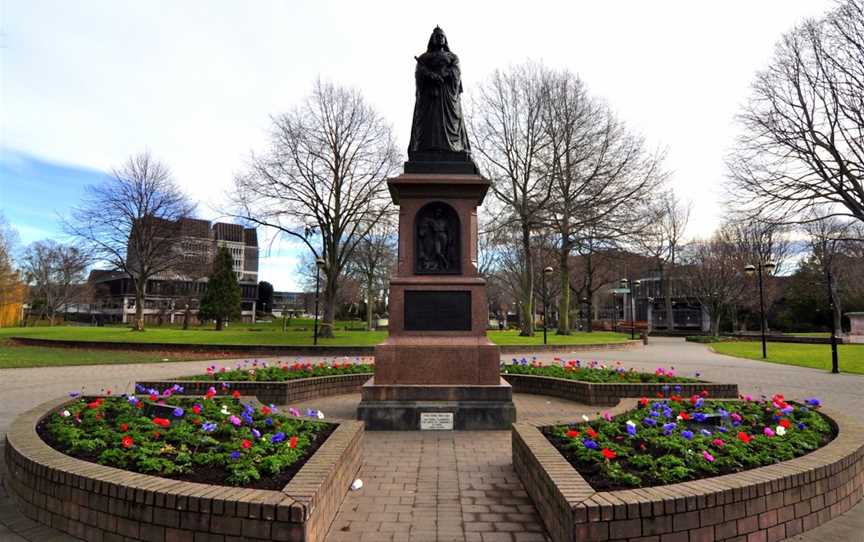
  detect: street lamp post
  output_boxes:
[744,261,775,359]
[542,266,553,345]
[619,278,641,339]
[313,257,326,346]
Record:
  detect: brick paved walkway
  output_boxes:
[1,339,863,541]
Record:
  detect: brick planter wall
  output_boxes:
[137,373,375,405]
[502,373,739,406]
[3,396,364,542]
[512,403,864,542]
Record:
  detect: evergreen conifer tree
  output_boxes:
[199,246,241,330]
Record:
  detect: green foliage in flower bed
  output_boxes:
[501,359,701,383]
[184,359,374,382]
[544,395,833,490]
[40,393,332,488]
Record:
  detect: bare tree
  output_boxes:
[543,69,667,334]
[232,80,400,338]
[470,62,553,336]
[66,152,195,331]
[681,231,748,337]
[728,0,864,226]
[633,190,691,330]
[346,221,396,330]
[22,240,90,325]
[0,213,23,325]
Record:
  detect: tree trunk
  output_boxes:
[320,272,338,339]
[661,266,674,331]
[557,248,571,335]
[585,300,593,333]
[519,222,534,336]
[215,318,223,331]
[182,306,190,330]
[366,277,375,331]
[134,281,146,331]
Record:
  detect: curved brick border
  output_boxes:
[138,373,375,406]
[10,336,640,356]
[512,401,864,542]
[501,373,739,406]
[3,396,364,542]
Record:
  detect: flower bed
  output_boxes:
[544,395,833,491]
[4,393,364,542]
[186,358,374,381]
[513,398,864,542]
[38,389,333,489]
[501,360,700,383]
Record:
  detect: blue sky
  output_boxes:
[0,147,106,245]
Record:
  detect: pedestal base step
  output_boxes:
[357,399,516,430]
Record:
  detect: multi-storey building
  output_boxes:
[87,218,259,325]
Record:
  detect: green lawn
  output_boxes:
[0,324,631,369]
[0,343,232,369]
[786,332,831,338]
[0,324,630,348]
[710,341,864,374]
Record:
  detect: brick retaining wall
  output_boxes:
[2,396,364,542]
[137,373,375,405]
[502,374,739,406]
[513,403,864,542]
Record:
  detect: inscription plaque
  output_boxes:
[420,412,454,430]
[404,290,471,331]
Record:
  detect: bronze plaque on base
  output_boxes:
[404,290,471,331]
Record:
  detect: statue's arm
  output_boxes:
[448,53,463,93]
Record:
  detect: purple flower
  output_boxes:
[265,417,273,426]
[251,428,261,439]
[135,384,146,393]
[673,385,682,393]
[694,413,707,423]
[681,430,694,440]
[288,408,300,417]
[127,396,139,406]
[69,391,80,398]
[805,398,821,407]
[173,407,184,418]
[626,423,637,436]
[306,409,318,418]
[229,415,242,427]
[694,397,704,409]
[582,439,599,450]
[201,422,217,433]
[700,429,712,437]
[642,418,657,427]
[229,451,241,460]
[271,432,286,444]
[717,408,729,418]
[797,423,807,430]
[662,423,677,435]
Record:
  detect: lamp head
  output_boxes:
[543,266,554,275]
[763,261,776,273]
[744,264,756,276]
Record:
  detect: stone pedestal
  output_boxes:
[846,312,864,344]
[357,173,515,430]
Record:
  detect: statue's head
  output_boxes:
[426,26,450,52]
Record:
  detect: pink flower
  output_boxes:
[712,438,725,448]
[229,415,242,427]
[703,451,715,462]
[763,427,775,437]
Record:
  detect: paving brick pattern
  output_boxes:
[1,338,863,541]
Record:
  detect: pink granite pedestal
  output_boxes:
[357,172,515,430]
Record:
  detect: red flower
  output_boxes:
[586,428,598,439]
[566,430,580,439]
[737,432,751,444]
[87,399,102,409]
[242,439,252,449]
[701,390,709,397]
[779,419,791,429]
[136,402,144,410]
[689,395,699,406]
[192,405,201,414]
[149,394,158,402]
[601,448,617,460]
[639,397,649,407]
[679,412,690,421]
[656,392,665,398]
[120,423,128,432]
[153,431,161,439]
[152,417,170,428]
[261,406,271,415]
[122,436,134,448]
[232,390,241,399]
[289,436,298,449]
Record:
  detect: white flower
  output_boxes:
[625,420,636,428]
[317,410,325,420]
[61,410,71,417]
[220,405,230,416]
[350,479,363,491]
[776,426,786,436]
[581,414,590,422]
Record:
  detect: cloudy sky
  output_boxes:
[1,0,834,290]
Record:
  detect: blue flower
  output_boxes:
[173,407,184,418]
[805,398,821,407]
[626,424,637,436]
[135,384,146,393]
[127,396,139,406]
[265,417,273,426]
[582,439,599,450]
[718,427,728,433]
[700,429,712,437]
[201,422,217,433]
[674,385,682,393]
[681,430,694,440]
[662,423,677,435]
[695,398,704,409]
[694,413,707,423]
[717,409,729,418]
[797,422,807,430]
[69,391,81,398]
[271,432,286,444]
[642,418,657,427]
[229,451,241,460]
[251,428,261,439]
